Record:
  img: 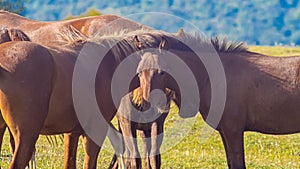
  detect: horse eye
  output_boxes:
[159,71,165,75]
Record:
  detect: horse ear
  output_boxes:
[177,28,184,37]
[0,28,11,43]
[8,29,30,41]
[159,37,168,53]
[133,35,143,50]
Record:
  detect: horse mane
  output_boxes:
[131,87,144,106]
[58,26,161,62]
[57,26,248,64]
[57,25,88,45]
[177,31,248,52]
[210,36,247,52]
[58,25,166,48]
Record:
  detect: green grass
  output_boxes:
[1,46,300,168]
[249,46,300,56]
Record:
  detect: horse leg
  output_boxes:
[149,122,163,169]
[220,131,231,166]
[108,154,119,169]
[8,128,15,154]
[219,127,246,169]
[28,148,36,169]
[7,124,40,169]
[0,110,7,155]
[139,130,151,169]
[5,114,36,169]
[82,135,101,169]
[64,133,80,169]
[108,122,126,169]
[2,97,49,169]
[0,124,6,155]
[119,119,141,169]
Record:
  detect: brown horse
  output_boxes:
[0,40,54,169]
[0,27,31,154]
[0,28,173,169]
[0,10,152,46]
[0,11,152,168]
[132,29,300,169]
[0,27,40,169]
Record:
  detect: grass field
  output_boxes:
[1,46,300,169]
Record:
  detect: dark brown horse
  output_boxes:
[132,29,300,169]
[0,27,173,169]
[109,37,177,169]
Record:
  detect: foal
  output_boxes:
[117,87,173,169]
[116,50,174,169]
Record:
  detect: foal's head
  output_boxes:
[131,34,178,114]
[134,35,170,102]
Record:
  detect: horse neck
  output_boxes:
[187,51,211,118]
[188,51,255,120]
[92,41,140,121]
[165,47,211,118]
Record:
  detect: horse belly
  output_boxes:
[41,105,80,135]
[41,57,81,135]
[248,99,300,134]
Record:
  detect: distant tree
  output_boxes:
[0,0,27,14]
[65,8,102,20]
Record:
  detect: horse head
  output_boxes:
[134,36,169,101]
[132,35,179,114]
[133,30,202,119]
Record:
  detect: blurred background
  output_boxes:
[1,0,300,45]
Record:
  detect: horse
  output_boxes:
[0,27,176,169]
[114,51,175,168]
[0,11,152,46]
[0,11,152,168]
[0,27,38,169]
[0,10,152,46]
[131,29,300,169]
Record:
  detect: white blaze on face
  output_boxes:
[136,52,168,102]
[138,69,153,101]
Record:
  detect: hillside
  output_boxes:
[23,0,300,45]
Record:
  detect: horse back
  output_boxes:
[221,53,300,134]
